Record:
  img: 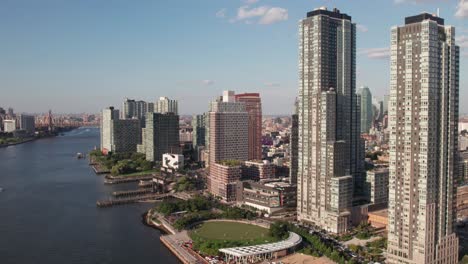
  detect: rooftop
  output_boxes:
[306,7,351,21]
[219,232,302,258]
[405,13,444,25]
[218,160,243,167]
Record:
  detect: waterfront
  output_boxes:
[0,127,179,264]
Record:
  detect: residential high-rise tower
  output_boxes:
[387,13,459,264]
[155,97,178,115]
[297,7,362,233]
[235,93,262,160]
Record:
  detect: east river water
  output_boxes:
[0,127,179,264]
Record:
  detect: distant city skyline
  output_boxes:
[1,0,467,114]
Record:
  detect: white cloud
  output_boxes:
[394,0,445,4]
[237,5,269,20]
[358,47,390,59]
[202,80,215,86]
[356,24,368,33]
[456,0,468,18]
[264,82,280,87]
[259,7,288,25]
[457,35,468,48]
[243,0,259,4]
[234,5,288,25]
[216,8,226,18]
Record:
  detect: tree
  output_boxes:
[269,221,289,240]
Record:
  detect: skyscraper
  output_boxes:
[207,91,249,200]
[192,114,206,148]
[140,113,180,162]
[289,99,299,185]
[122,98,136,119]
[358,86,373,134]
[155,97,178,115]
[383,94,390,115]
[122,98,153,120]
[18,114,35,135]
[100,107,141,154]
[235,93,262,161]
[208,91,249,164]
[297,7,362,233]
[387,13,459,263]
[192,114,207,162]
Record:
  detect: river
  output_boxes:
[0,127,179,264]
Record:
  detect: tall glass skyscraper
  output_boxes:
[358,86,373,134]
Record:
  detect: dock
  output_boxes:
[96,193,171,208]
[112,188,153,198]
[104,175,154,185]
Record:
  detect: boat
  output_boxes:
[76,153,85,159]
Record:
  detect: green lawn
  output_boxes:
[190,221,280,256]
[191,221,272,241]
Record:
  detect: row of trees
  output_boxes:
[89,150,155,175]
[277,222,357,264]
[174,176,198,192]
[155,195,258,230]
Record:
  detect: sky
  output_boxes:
[1,0,467,115]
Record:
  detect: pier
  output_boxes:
[112,188,153,198]
[96,193,171,208]
[104,175,154,185]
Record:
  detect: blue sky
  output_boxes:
[1,0,467,115]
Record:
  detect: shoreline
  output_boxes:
[0,138,36,148]
[0,127,81,149]
[144,209,197,264]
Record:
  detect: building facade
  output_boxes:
[162,153,184,170]
[18,114,35,135]
[365,168,389,207]
[290,100,299,185]
[122,98,153,121]
[3,119,16,133]
[238,180,297,214]
[297,7,362,233]
[208,91,249,164]
[387,13,459,264]
[208,162,242,202]
[100,107,141,153]
[243,160,275,180]
[359,86,373,134]
[235,93,262,160]
[192,114,206,148]
[155,97,178,115]
[141,113,180,162]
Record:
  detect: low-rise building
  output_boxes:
[242,160,275,180]
[162,153,184,171]
[365,168,389,207]
[237,180,296,214]
[207,161,243,202]
[368,209,388,230]
[3,119,16,133]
